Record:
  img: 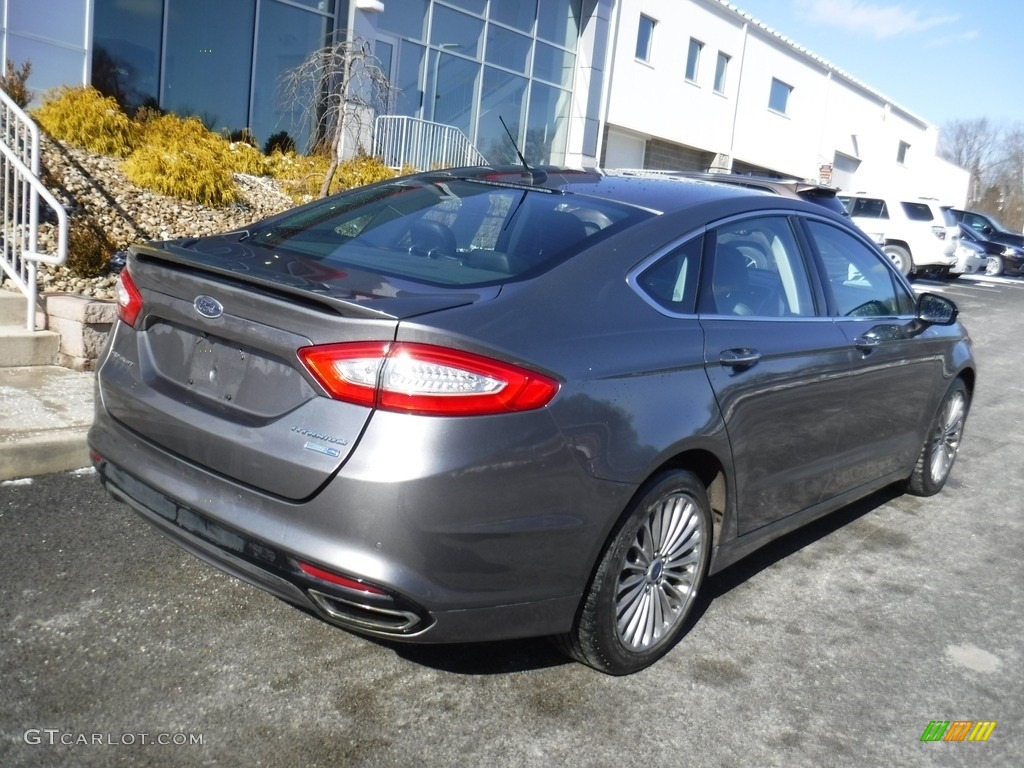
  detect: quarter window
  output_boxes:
[685,38,703,82]
[805,220,915,317]
[636,15,656,62]
[635,237,702,313]
[842,197,889,220]
[768,78,792,114]
[901,202,934,222]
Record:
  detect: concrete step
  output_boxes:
[0,365,94,481]
[0,327,60,367]
[0,290,48,329]
[0,290,28,326]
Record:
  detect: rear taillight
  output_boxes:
[115,269,143,327]
[298,341,559,416]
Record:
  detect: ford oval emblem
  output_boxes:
[194,295,224,319]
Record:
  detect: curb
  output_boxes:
[0,430,91,481]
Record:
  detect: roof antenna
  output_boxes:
[499,116,546,185]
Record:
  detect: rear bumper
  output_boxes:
[88,406,631,644]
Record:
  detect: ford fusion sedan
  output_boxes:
[89,167,975,674]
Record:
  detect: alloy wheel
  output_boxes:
[614,491,705,651]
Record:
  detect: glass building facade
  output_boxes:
[0,0,91,95]
[1,0,586,165]
[89,0,337,149]
[371,0,581,164]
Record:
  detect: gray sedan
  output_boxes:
[89,167,974,674]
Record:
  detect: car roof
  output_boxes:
[598,168,849,215]
[431,165,776,215]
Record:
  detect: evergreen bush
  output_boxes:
[67,215,116,278]
[0,59,32,108]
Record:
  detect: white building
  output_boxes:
[0,0,968,203]
[601,1,968,203]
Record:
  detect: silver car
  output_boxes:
[89,167,975,674]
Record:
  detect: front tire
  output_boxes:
[906,379,969,496]
[985,256,1004,276]
[559,470,711,674]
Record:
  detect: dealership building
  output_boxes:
[0,0,968,202]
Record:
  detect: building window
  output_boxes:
[768,78,792,114]
[636,15,655,62]
[92,0,163,110]
[897,141,910,164]
[714,51,730,94]
[685,39,703,82]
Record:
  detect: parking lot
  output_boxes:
[1,274,1021,768]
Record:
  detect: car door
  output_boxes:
[800,218,943,488]
[698,214,853,535]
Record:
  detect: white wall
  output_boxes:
[602,0,968,201]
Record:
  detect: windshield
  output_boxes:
[246,177,651,287]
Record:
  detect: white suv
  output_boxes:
[838,193,959,277]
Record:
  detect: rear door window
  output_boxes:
[700,216,817,317]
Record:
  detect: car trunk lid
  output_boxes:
[99,241,491,500]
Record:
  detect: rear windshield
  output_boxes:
[246,177,650,287]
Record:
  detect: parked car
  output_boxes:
[950,209,1024,277]
[956,224,1024,277]
[949,235,989,278]
[609,168,850,218]
[838,193,959,277]
[89,167,975,675]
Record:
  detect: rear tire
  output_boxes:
[883,245,913,276]
[906,379,969,496]
[985,256,1004,276]
[558,470,711,674]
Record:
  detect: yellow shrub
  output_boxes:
[123,114,237,206]
[228,141,270,176]
[266,151,395,202]
[266,151,331,202]
[33,86,139,157]
[333,154,396,191]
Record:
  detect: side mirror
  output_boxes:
[917,292,958,326]
[981,225,994,236]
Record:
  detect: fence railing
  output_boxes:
[374,116,488,172]
[1,88,68,331]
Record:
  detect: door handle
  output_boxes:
[719,348,761,368]
[853,334,883,353]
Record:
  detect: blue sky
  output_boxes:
[726,0,1023,128]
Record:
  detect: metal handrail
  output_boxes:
[374,115,488,172]
[1,88,68,331]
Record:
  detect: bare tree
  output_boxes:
[939,118,1002,207]
[992,123,1024,231]
[279,36,394,197]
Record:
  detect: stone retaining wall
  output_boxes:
[42,294,116,371]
